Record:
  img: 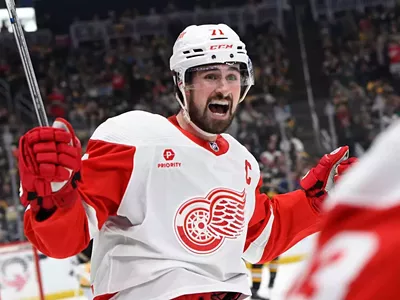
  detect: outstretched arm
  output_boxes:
[243,178,322,263]
[243,147,352,263]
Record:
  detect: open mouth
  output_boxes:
[208,100,230,116]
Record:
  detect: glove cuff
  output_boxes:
[308,193,327,213]
[24,171,81,213]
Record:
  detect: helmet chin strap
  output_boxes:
[174,93,218,140]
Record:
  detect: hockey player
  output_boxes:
[19,24,354,300]
[287,125,400,300]
[248,257,279,300]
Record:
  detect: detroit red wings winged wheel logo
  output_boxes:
[174,188,246,254]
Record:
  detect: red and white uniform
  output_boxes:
[24,111,322,300]
[288,120,400,300]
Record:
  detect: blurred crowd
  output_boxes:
[0,4,312,243]
[320,4,400,154]
[36,0,273,34]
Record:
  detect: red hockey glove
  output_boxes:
[18,118,82,213]
[300,146,352,212]
[334,157,358,183]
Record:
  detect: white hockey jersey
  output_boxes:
[288,120,400,300]
[24,111,322,300]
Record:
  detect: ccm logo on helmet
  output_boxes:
[210,44,233,50]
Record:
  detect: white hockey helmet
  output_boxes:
[169,24,254,134]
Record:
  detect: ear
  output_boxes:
[184,89,191,98]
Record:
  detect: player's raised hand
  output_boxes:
[334,156,358,183]
[300,146,354,212]
[18,118,82,212]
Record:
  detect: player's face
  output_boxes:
[186,64,242,134]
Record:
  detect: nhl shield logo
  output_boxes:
[174,188,246,254]
[209,142,219,152]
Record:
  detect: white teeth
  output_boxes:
[209,100,229,105]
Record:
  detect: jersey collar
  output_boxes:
[168,115,230,156]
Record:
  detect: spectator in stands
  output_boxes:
[320,5,400,154]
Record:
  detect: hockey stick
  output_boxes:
[5,0,49,126]
[4,4,47,299]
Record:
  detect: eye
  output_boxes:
[204,73,218,80]
[226,73,239,81]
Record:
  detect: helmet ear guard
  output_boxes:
[172,70,188,114]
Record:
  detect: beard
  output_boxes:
[187,92,236,134]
